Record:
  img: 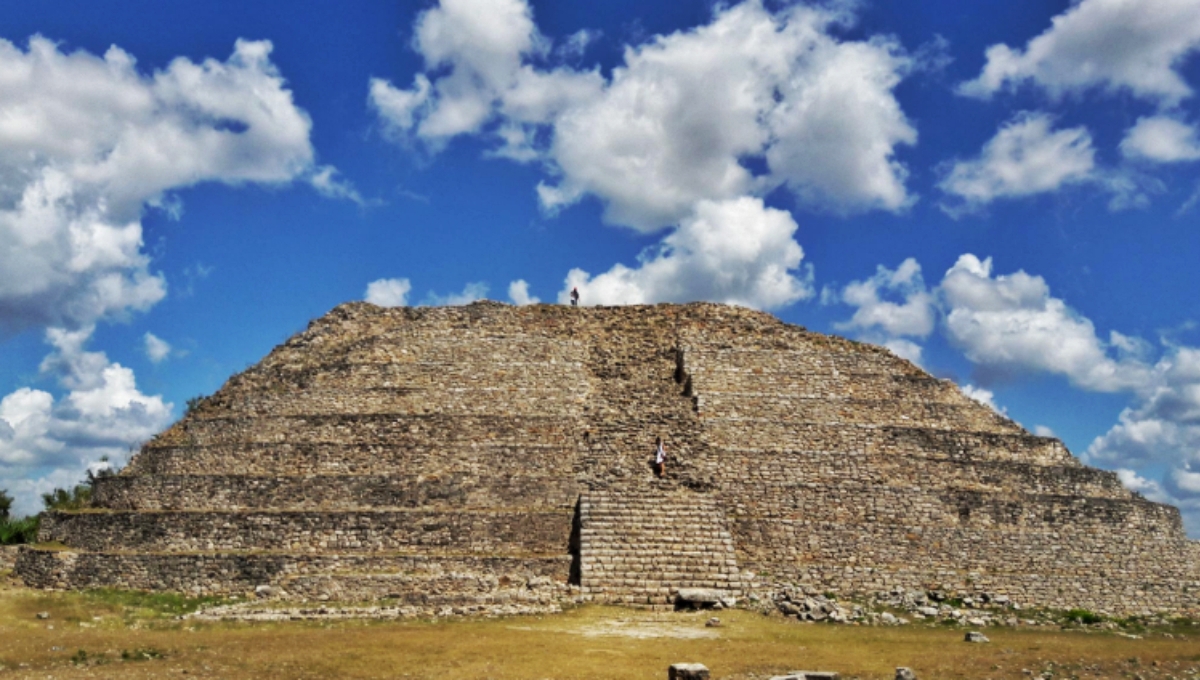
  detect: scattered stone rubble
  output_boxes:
[14,301,1200,616]
[769,584,1199,630]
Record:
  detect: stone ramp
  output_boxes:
[578,489,746,607]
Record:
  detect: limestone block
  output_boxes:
[669,663,710,680]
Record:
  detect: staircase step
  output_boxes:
[577,490,747,602]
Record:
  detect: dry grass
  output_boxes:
[1,571,1197,679]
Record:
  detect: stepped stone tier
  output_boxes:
[17,301,1200,615]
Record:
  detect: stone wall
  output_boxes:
[39,508,572,554]
[0,545,18,571]
[19,301,1200,616]
[16,547,569,601]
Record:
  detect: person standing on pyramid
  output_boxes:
[654,436,667,477]
[570,287,580,306]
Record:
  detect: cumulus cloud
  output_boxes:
[938,112,1096,213]
[958,0,1200,106]
[880,338,925,365]
[832,257,935,363]
[371,0,918,231]
[557,197,811,309]
[364,278,412,307]
[507,279,540,305]
[1114,467,1200,535]
[1120,115,1200,163]
[1088,346,1200,466]
[1033,424,1056,438]
[0,36,338,516]
[830,254,1200,533]
[961,384,1006,415]
[143,332,171,363]
[940,254,1151,392]
[425,282,489,306]
[0,36,320,332]
[836,258,935,338]
[0,327,172,516]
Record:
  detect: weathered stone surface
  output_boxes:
[669,663,710,680]
[895,668,917,680]
[14,301,1200,615]
[0,545,18,571]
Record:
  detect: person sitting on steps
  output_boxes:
[654,436,667,478]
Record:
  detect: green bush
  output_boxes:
[42,484,93,511]
[0,488,12,520]
[0,515,38,545]
[1064,608,1104,625]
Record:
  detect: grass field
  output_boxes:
[2,570,1198,679]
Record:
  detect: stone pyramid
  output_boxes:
[17,301,1200,614]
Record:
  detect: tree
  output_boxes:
[0,488,11,520]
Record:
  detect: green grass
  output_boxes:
[3,579,1200,679]
[79,588,230,618]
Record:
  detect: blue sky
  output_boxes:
[2,0,1200,532]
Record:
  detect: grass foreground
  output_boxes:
[1,570,1198,679]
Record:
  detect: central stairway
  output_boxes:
[577,489,747,607]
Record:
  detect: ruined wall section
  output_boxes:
[674,323,1199,613]
[67,303,599,602]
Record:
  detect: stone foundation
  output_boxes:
[18,302,1200,616]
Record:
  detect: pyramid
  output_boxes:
[17,301,1200,615]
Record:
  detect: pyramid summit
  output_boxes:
[17,301,1200,615]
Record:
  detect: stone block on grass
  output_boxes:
[669,662,710,679]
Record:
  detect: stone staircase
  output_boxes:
[578,489,747,607]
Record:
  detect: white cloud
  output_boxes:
[558,197,811,310]
[881,338,924,365]
[836,258,935,338]
[938,112,1095,212]
[143,332,171,363]
[958,0,1200,106]
[371,0,918,232]
[832,257,935,364]
[1115,469,1171,501]
[829,255,1200,536]
[939,254,1152,392]
[961,384,1006,415]
[0,36,320,332]
[556,29,600,60]
[308,165,371,206]
[1120,115,1200,163]
[1114,467,1200,535]
[1088,346,1200,467]
[0,327,172,516]
[425,281,489,306]
[1033,424,1056,438]
[507,279,540,305]
[364,278,412,307]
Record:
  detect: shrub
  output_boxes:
[42,485,93,512]
[0,515,39,545]
[185,395,207,415]
[40,455,120,514]
[1064,608,1104,625]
